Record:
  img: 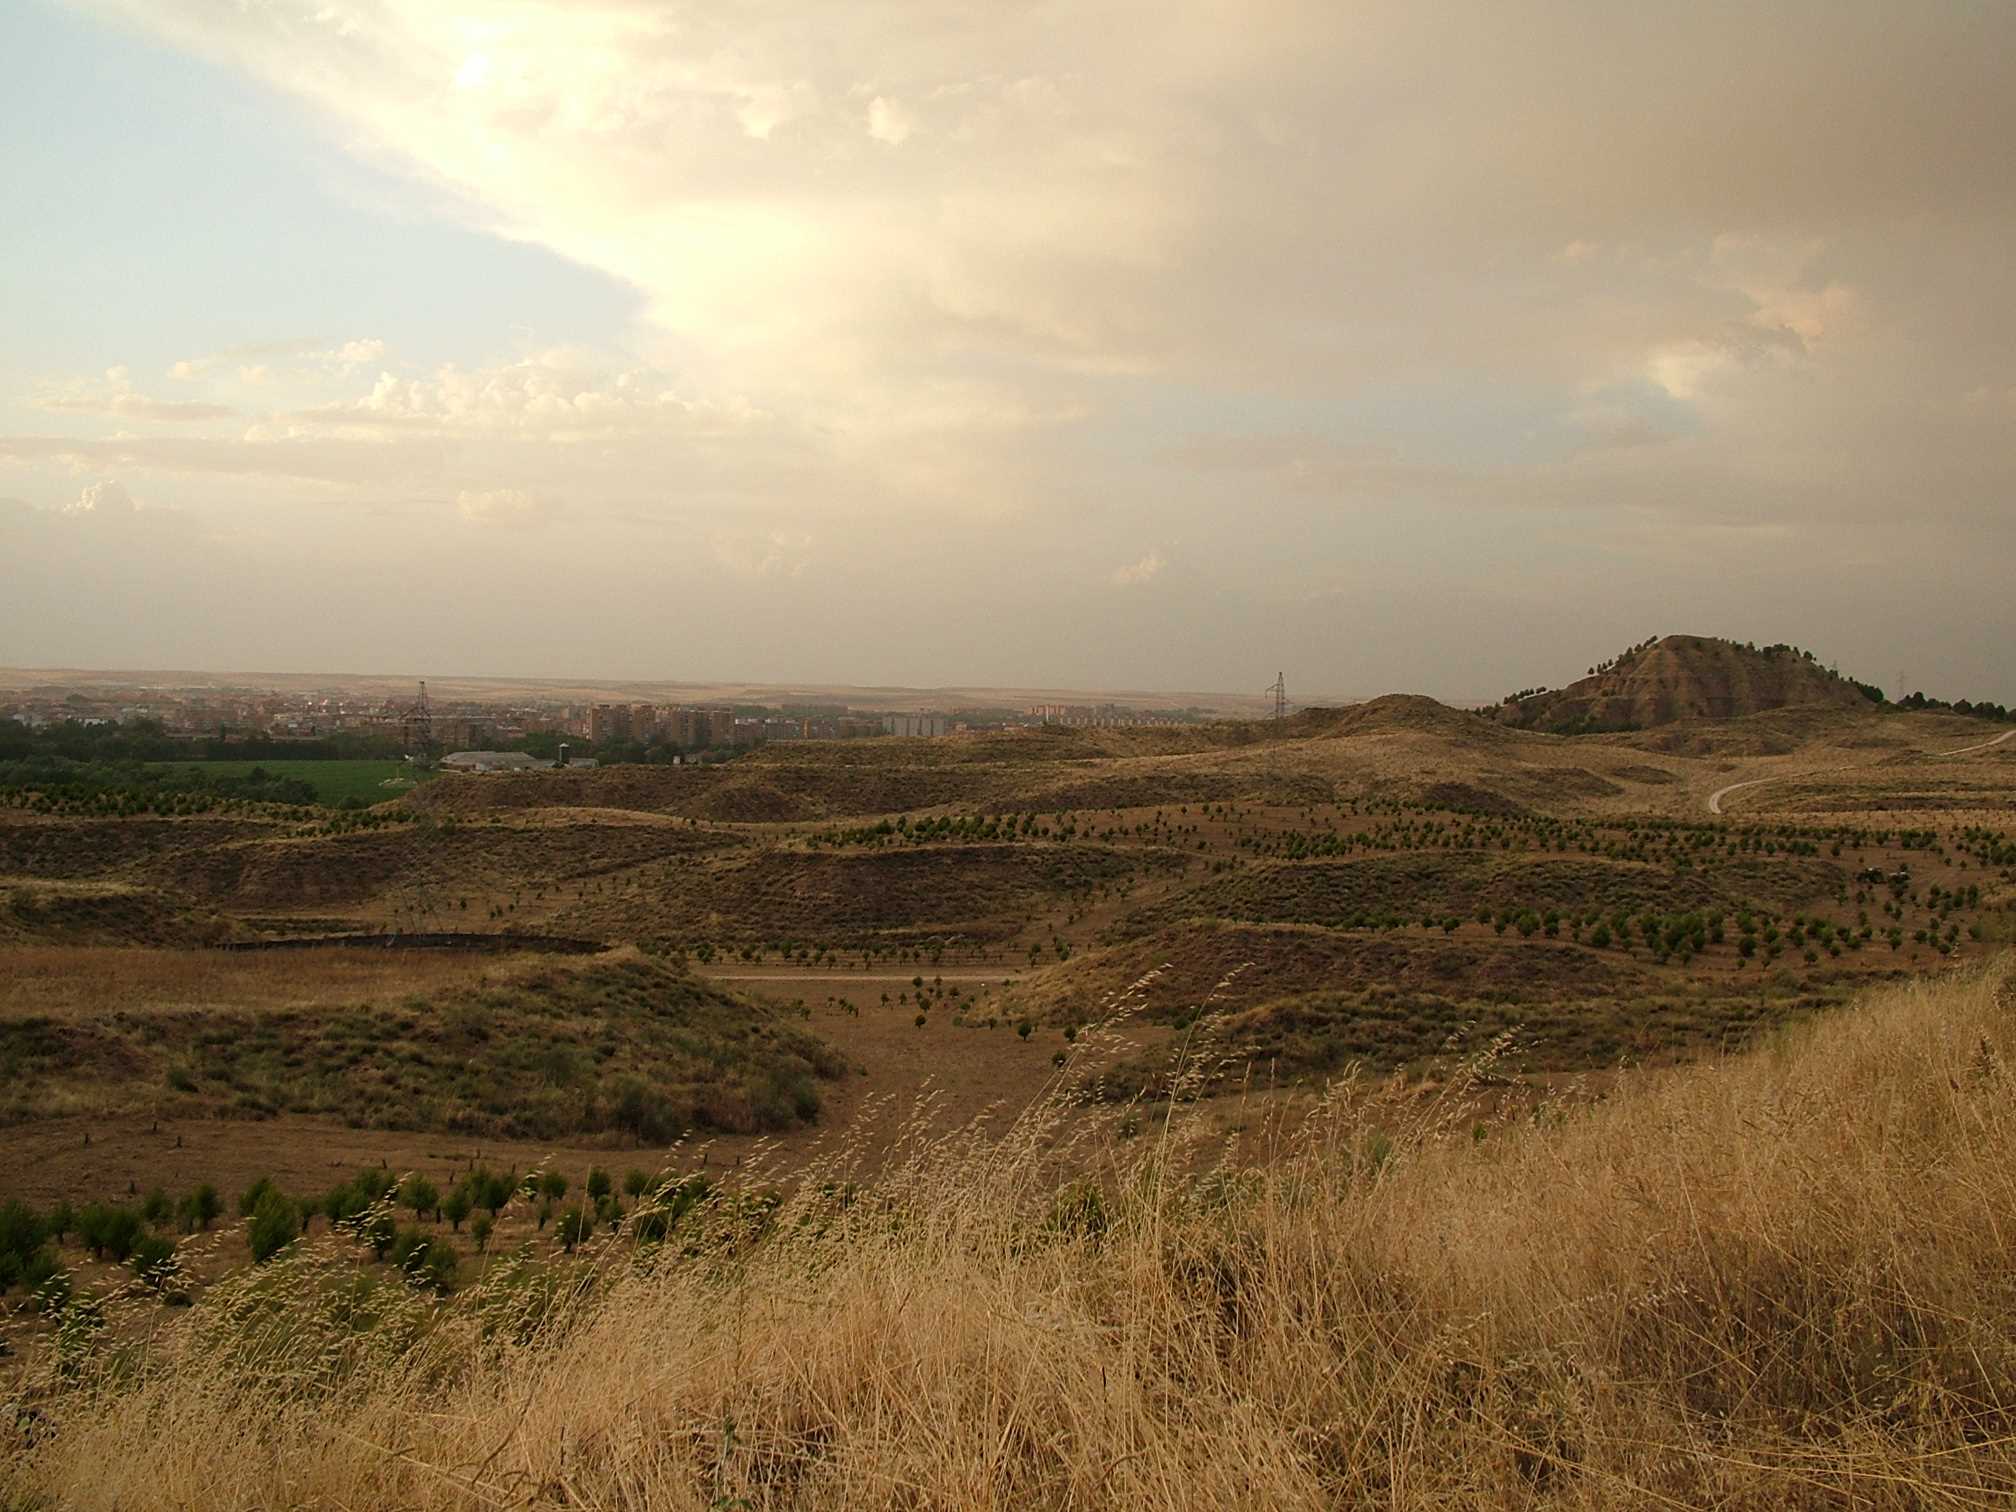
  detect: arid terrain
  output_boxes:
[3,638,2013,1506]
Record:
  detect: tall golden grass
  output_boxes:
[8,959,2015,1509]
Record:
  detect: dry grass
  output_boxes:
[0,946,498,1020]
[0,953,846,1137]
[7,957,2015,1508]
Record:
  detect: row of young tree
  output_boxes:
[0,718,405,766]
[0,757,329,815]
[0,1163,738,1319]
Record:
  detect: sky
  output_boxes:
[2,0,2013,703]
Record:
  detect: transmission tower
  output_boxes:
[399,679,436,759]
[1265,671,1287,721]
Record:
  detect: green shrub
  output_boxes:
[470,1213,494,1253]
[441,1188,472,1231]
[0,1199,55,1295]
[399,1175,440,1221]
[323,1182,370,1230]
[388,1226,458,1293]
[247,1192,301,1264]
[353,1166,398,1204]
[556,1207,593,1253]
[472,1169,515,1216]
[18,1246,70,1312]
[130,1233,179,1291]
[79,1203,144,1262]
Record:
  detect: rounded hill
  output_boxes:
[1491,634,1875,735]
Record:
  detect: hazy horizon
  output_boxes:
[5,2,2014,703]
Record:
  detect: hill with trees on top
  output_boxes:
[1490,634,1877,734]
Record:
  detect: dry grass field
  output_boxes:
[5,959,2014,1508]
[2,683,2012,1505]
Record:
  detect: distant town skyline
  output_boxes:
[4,2,2014,703]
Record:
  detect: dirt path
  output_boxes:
[1705,725,2014,815]
[1939,727,2016,758]
[1705,776,1777,815]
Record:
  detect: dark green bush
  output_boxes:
[387,1226,458,1293]
[247,1192,302,1264]
[130,1233,179,1291]
[79,1203,145,1262]
[556,1207,593,1253]
[399,1175,440,1221]
[238,1176,281,1218]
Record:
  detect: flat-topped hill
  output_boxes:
[1492,634,1874,734]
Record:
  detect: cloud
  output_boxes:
[161,336,385,384]
[455,487,555,527]
[35,366,238,422]
[13,1,2016,697]
[326,338,386,370]
[866,96,914,145]
[63,479,138,515]
[711,526,814,578]
[1109,550,1165,587]
[40,393,239,422]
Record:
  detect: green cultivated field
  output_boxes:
[150,760,434,807]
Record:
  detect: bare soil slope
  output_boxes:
[1494,634,1872,734]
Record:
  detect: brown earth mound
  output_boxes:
[555,841,1193,949]
[1113,850,1844,938]
[144,819,742,912]
[1009,921,1649,1027]
[406,761,1006,823]
[1494,635,1872,735]
[0,953,847,1137]
[1299,693,1517,745]
[0,882,242,947]
[0,815,276,880]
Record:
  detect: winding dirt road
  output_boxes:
[1705,725,2015,815]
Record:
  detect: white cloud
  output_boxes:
[737,82,814,141]
[327,338,385,371]
[64,479,138,515]
[1109,549,1165,587]
[12,1,2016,696]
[35,367,238,422]
[866,95,913,145]
[711,526,814,578]
[455,487,554,527]
[40,393,239,422]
